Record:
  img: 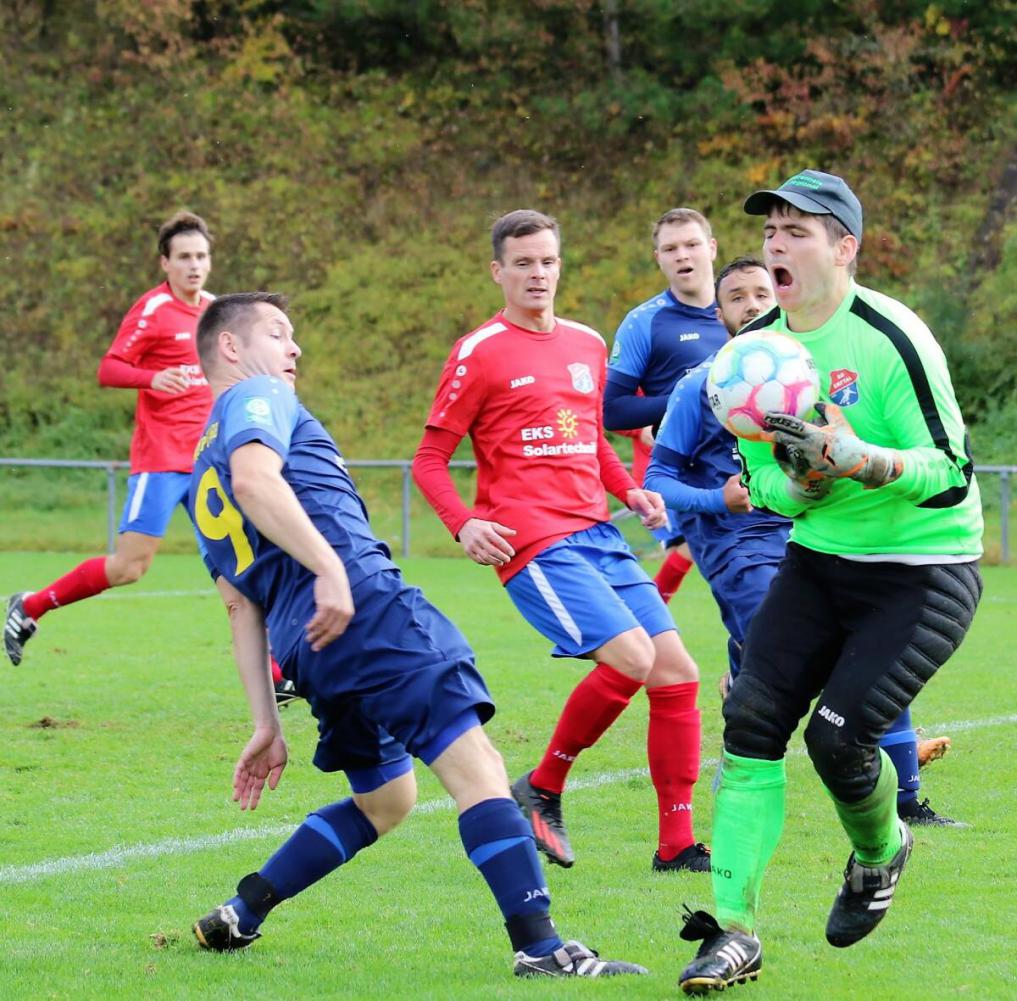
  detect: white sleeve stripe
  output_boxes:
[526,563,583,645]
[457,323,507,360]
[140,293,173,318]
[558,318,605,345]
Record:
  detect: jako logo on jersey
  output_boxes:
[679,332,700,342]
[244,397,272,424]
[557,409,579,439]
[567,362,594,393]
[829,369,859,406]
[818,705,845,727]
[511,375,535,389]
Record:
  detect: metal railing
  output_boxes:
[2,457,1013,561]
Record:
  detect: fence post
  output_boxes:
[106,464,117,554]
[401,462,411,559]
[1001,469,1010,564]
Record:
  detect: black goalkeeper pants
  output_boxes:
[722,542,982,802]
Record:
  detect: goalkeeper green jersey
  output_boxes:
[737,282,982,558]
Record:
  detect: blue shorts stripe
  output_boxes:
[127,472,149,523]
[525,563,582,645]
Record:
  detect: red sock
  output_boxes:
[647,681,701,859]
[23,557,110,621]
[530,663,643,794]
[654,551,693,604]
[270,656,283,684]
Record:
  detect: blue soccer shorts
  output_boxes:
[287,569,495,780]
[504,521,677,659]
[708,551,782,678]
[119,471,191,537]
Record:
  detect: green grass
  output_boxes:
[0,552,1015,1000]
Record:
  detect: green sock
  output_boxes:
[828,749,902,865]
[712,751,786,933]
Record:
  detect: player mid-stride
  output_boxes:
[187,291,647,979]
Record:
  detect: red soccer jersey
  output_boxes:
[100,281,214,473]
[425,312,635,582]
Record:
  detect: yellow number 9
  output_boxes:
[195,467,255,575]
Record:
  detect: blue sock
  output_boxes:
[228,798,378,934]
[881,708,920,806]
[458,797,563,957]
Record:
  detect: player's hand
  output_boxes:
[722,473,752,513]
[233,726,288,810]
[459,518,517,566]
[765,404,902,488]
[150,365,190,394]
[638,426,655,449]
[626,488,667,529]
[306,571,355,651]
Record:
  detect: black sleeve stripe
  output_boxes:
[849,296,973,508]
[739,306,781,334]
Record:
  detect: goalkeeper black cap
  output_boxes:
[744,169,863,241]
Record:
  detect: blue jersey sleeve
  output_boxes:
[608,309,651,381]
[219,375,299,461]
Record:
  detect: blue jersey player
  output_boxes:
[604,208,729,604]
[644,258,957,827]
[186,292,647,979]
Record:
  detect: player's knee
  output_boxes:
[354,779,417,835]
[803,714,879,802]
[107,553,152,585]
[604,632,656,683]
[722,673,791,759]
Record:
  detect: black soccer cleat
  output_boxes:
[193,903,261,952]
[511,772,574,868]
[653,843,712,874]
[273,678,301,708]
[678,906,762,994]
[4,592,37,666]
[898,797,962,827]
[513,940,648,977]
[826,819,914,948]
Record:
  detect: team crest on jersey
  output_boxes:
[829,369,859,406]
[244,397,273,424]
[567,362,594,394]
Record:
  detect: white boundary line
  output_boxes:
[1,714,1013,887]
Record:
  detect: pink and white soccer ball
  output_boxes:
[706,330,820,441]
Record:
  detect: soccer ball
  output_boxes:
[706,330,820,441]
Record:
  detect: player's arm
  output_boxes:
[412,427,517,566]
[229,441,354,650]
[97,299,189,394]
[603,371,670,431]
[215,575,287,810]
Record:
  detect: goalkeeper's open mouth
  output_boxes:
[772,266,793,290]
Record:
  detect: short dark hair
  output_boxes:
[491,209,560,262]
[197,291,289,372]
[715,256,768,299]
[158,211,213,259]
[652,207,712,247]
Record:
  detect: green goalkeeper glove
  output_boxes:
[765,403,903,488]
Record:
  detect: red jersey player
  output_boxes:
[413,209,710,874]
[5,212,216,666]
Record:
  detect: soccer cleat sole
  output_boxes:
[681,969,761,994]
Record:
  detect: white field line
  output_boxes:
[1,714,1013,887]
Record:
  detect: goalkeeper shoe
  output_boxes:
[917,736,951,768]
[678,907,762,995]
[513,940,647,978]
[511,772,574,868]
[4,592,37,666]
[825,819,913,948]
[898,797,962,827]
[274,678,301,708]
[652,843,712,874]
[193,903,261,952]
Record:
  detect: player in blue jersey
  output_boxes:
[604,208,729,604]
[184,292,646,980]
[644,257,959,828]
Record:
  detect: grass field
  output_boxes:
[1,550,1015,1001]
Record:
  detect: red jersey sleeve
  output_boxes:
[424,324,502,435]
[598,433,637,503]
[97,355,155,389]
[103,292,159,368]
[412,427,474,538]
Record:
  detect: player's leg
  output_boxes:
[502,527,654,865]
[654,538,695,604]
[679,544,837,993]
[884,707,958,825]
[801,560,981,947]
[5,473,186,665]
[429,722,647,978]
